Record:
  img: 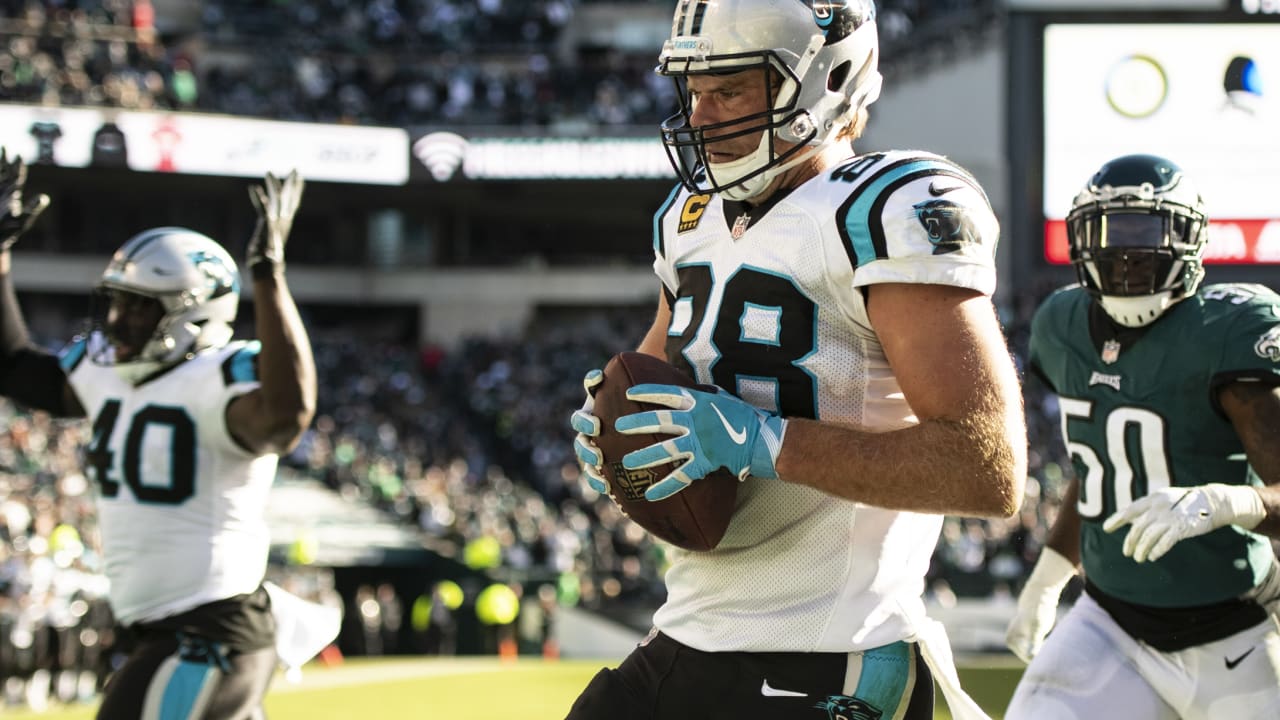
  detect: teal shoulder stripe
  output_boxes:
[836,157,978,270]
[220,341,262,386]
[58,337,88,373]
[653,183,683,259]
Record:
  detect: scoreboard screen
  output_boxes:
[1041,22,1280,264]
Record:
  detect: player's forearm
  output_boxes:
[775,407,1025,517]
[1043,478,1082,565]
[251,273,316,450]
[0,249,30,355]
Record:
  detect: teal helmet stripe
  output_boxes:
[837,158,984,269]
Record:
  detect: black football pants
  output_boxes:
[566,630,934,720]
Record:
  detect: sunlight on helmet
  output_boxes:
[656,0,881,201]
[1066,154,1208,328]
[91,227,241,383]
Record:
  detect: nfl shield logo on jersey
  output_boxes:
[1101,339,1121,364]
[731,213,751,239]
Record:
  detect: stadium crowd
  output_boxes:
[1,0,999,126]
[0,288,1076,707]
[0,0,1017,709]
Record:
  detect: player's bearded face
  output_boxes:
[687,69,786,165]
[105,291,165,361]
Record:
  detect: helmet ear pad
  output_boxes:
[1067,154,1208,327]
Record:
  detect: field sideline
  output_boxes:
[4,655,1024,719]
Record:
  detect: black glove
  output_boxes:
[246,170,304,279]
[0,149,50,252]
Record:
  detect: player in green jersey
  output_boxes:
[1005,154,1280,719]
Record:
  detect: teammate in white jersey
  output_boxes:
[0,151,316,720]
[568,2,1026,719]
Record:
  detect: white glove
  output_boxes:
[1005,547,1076,664]
[1102,484,1265,564]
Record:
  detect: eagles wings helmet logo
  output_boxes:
[912,199,979,255]
[1256,326,1280,362]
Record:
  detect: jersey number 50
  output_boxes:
[1059,397,1172,520]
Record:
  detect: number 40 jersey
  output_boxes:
[649,150,1001,653]
[60,334,278,626]
[1030,283,1280,608]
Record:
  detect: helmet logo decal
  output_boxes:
[810,0,873,45]
[188,250,238,297]
[913,199,978,255]
[1255,326,1280,362]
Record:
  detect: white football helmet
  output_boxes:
[1067,154,1209,328]
[92,227,240,382]
[657,0,881,201]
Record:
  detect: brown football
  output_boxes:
[592,351,737,552]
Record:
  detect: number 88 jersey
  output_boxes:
[649,150,1001,652]
[60,333,278,626]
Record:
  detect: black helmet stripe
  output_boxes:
[690,0,709,34]
[676,0,710,35]
[123,229,166,262]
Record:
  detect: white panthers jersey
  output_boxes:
[650,150,1000,653]
[61,335,278,625]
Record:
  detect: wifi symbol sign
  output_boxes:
[413,132,468,181]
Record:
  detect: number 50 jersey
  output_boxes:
[649,150,1000,653]
[1030,283,1280,608]
[61,334,278,626]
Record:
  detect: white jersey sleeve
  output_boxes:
[65,337,279,625]
[832,151,999,294]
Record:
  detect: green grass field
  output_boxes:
[3,655,1023,719]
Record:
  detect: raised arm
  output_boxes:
[0,150,84,418]
[225,171,316,455]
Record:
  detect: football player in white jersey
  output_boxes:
[568,2,1026,719]
[0,151,316,720]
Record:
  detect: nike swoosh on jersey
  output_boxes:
[711,403,748,445]
[1225,647,1255,670]
[760,679,807,698]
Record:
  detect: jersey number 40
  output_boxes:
[86,399,196,505]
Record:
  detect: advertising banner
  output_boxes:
[0,104,410,185]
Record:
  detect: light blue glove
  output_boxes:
[569,369,609,493]
[616,384,787,501]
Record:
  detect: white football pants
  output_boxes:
[1006,593,1280,720]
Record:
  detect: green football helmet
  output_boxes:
[1067,154,1209,327]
